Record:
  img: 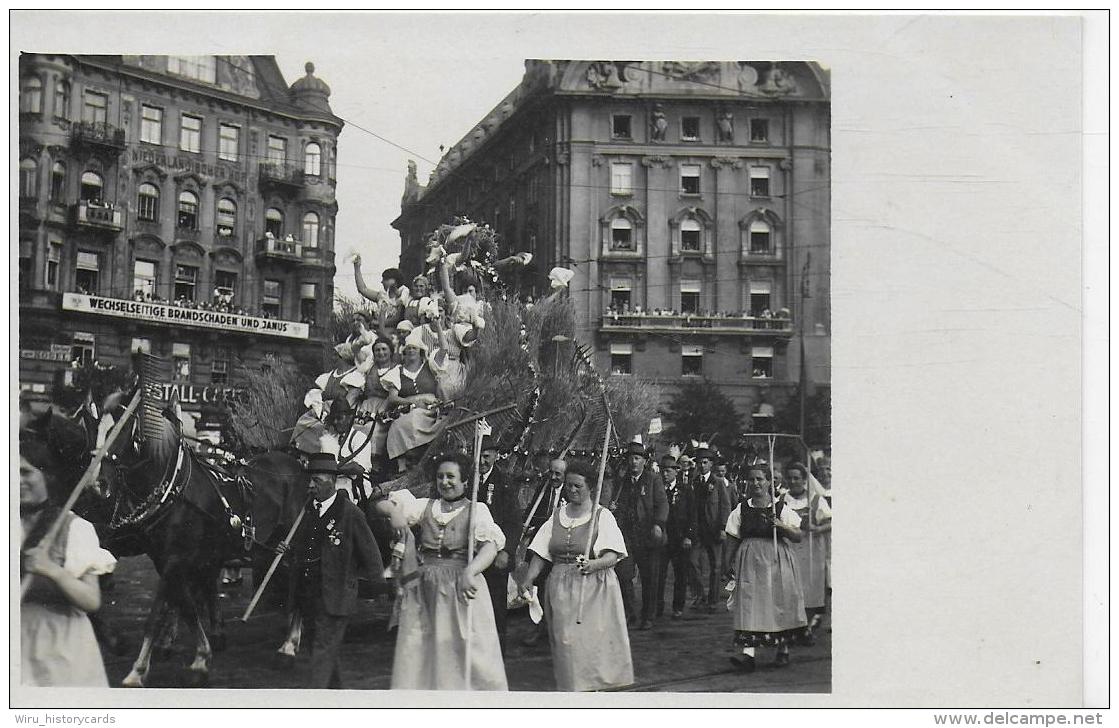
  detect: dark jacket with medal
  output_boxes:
[480,466,519,572]
[691,471,732,544]
[603,467,668,550]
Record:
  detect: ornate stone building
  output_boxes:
[17,54,342,425]
[393,60,830,419]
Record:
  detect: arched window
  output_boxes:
[302,212,320,247]
[748,220,771,254]
[137,183,160,221]
[610,218,633,250]
[304,142,321,177]
[49,162,66,202]
[20,76,43,114]
[177,190,199,230]
[19,158,38,198]
[79,171,103,202]
[265,207,284,238]
[680,218,702,252]
[217,198,237,237]
[53,79,70,119]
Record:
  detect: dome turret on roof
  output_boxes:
[289,61,333,113]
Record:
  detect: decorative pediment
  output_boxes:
[130,233,166,252]
[601,204,645,226]
[173,171,208,188]
[170,240,205,259]
[131,163,167,180]
[554,61,827,100]
[209,246,243,264]
[669,206,714,227]
[213,179,245,197]
[739,208,783,230]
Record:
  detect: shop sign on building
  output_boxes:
[160,383,249,405]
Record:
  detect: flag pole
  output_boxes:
[463,418,486,690]
[576,418,612,625]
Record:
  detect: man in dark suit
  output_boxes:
[654,455,696,620]
[478,435,518,654]
[285,452,385,688]
[688,448,732,612]
[518,457,567,647]
[606,442,668,630]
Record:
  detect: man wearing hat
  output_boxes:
[478,435,519,653]
[688,448,732,612]
[518,456,567,648]
[285,452,385,688]
[606,442,668,630]
[654,455,696,620]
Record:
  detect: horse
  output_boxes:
[20,404,308,687]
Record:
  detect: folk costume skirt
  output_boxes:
[788,531,827,613]
[731,537,807,647]
[355,394,390,458]
[545,563,634,692]
[391,555,508,691]
[21,602,108,686]
[385,408,441,460]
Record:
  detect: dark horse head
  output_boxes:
[19,406,96,513]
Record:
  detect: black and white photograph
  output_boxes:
[11,10,1105,716]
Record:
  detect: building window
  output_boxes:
[214,270,237,299]
[749,281,772,316]
[219,124,240,161]
[75,251,100,294]
[304,142,321,177]
[177,191,199,230]
[681,116,700,141]
[133,259,157,298]
[167,56,216,84]
[49,162,66,202]
[610,218,634,251]
[610,162,633,195]
[19,158,38,198]
[609,278,633,312]
[680,218,702,252]
[179,114,202,154]
[680,164,701,195]
[71,332,95,367]
[328,145,337,179]
[300,283,317,324]
[262,280,282,318]
[302,212,319,247]
[612,114,632,139]
[749,220,772,254]
[45,242,61,289]
[53,80,70,120]
[79,171,103,202]
[21,76,43,114]
[609,343,633,375]
[82,91,107,125]
[680,280,701,314]
[172,342,192,381]
[750,118,769,143]
[211,358,229,385]
[750,167,770,198]
[682,346,704,377]
[131,337,152,355]
[751,346,774,378]
[174,264,198,301]
[265,207,284,238]
[140,105,163,145]
[137,183,160,221]
[217,198,237,237]
[267,136,287,165]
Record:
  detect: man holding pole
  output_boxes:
[478,435,518,654]
[282,452,384,689]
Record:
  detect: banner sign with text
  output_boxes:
[62,293,310,340]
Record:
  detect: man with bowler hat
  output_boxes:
[283,452,385,688]
[689,447,731,611]
[606,441,668,630]
[478,435,518,653]
[654,455,696,620]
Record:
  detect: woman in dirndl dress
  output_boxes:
[353,337,396,463]
[381,329,443,463]
[291,344,365,455]
[782,462,831,643]
[387,452,508,690]
[516,461,634,691]
[20,446,116,686]
[722,464,807,672]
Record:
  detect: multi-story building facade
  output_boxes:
[18,54,342,427]
[393,60,830,418]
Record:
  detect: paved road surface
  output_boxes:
[98,556,830,693]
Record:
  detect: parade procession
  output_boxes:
[17,54,832,694]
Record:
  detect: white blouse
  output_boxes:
[724,499,802,536]
[21,516,116,579]
[528,504,628,561]
[389,489,505,548]
[379,364,424,393]
[782,492,832,525]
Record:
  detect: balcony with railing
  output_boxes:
[71,121,126,152]
[299,246,335,267]
[599,311,794,335]
[258,163,305,192]
[256,235,303,262]
[72,202,123,232]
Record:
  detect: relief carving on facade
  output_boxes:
[759,64,799,96]
[650,105,669,141]
[640,155,670,169]
[586,61,627,91]
[716,110,735,142]
[710,157,744,170]
[661,61,720,84]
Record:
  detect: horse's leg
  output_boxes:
[278,607,302,658]
[155,610,179,659]
[182,574,214,686]
[210,575,227,652]
[122,588,169,687]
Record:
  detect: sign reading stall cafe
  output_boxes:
[62,293,310,340]
[160,383,248,405]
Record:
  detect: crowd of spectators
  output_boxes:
[603,304,792,327]
[127,288,278,320]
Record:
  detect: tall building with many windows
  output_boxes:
[393,60,830,419]
[18,54,342,426]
